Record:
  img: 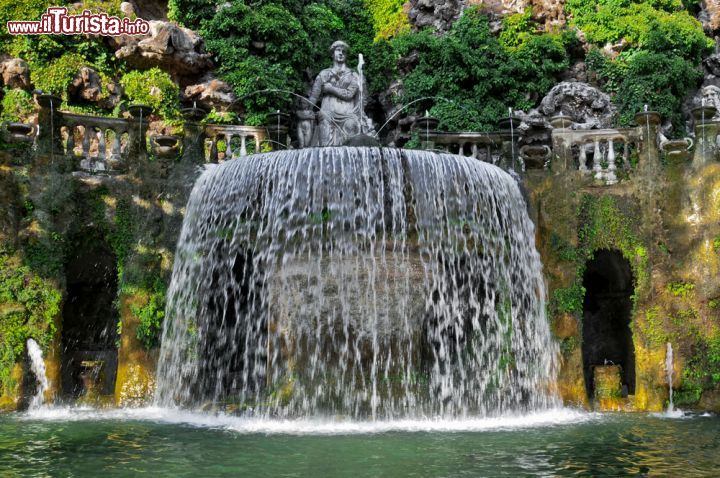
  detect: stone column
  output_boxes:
[634,111,662,175]
[691,106,719,168]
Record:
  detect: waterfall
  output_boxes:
[26,338,49,410]
[155,147,559,419]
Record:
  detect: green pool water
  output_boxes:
[0,408,718,477]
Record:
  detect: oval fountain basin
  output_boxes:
[156,147,558,419]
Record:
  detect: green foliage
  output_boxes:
[120,68,181,120]
[0,88,34,123]
[641,306,668,346]
[679,334,720,402]
[577,194,649,292]
[132,277,166,350]
[552,284,586,314]
[109,199,134,282]
[577,0,711,135]
[666,281,695,298]
[0,252,61,395]
[392,7,568,131]
[712,235,720,252]
[364,0,409,40]
[30,53,86,98]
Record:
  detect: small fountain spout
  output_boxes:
[26,338,49,410]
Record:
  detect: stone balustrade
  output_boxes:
[62,113,132,172]
[204,124,274,163]
[553,128,640,184]
[422,132,517,169]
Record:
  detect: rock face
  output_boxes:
[529,0,566,30]
[110,21,212,78]
[0,58,30,90]
[68,67,123,109]
[407,0,466,33]
[699,0,720,34]
[183,75,237,112]
[537,81,616,129]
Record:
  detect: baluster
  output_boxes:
[623,141,631,169]
[66,125,75,156]
[606,138,617,184]
[225,133,233,159]
[240,135,248,157]
[254,134,263,153]
[209,136,218,163]
[97,129,106,161]
[82,125,91,158]
[110,128,122,160]
[471,142,478,160]
[578,143,588,172]
[593,139,603,181]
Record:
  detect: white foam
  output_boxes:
[21,407,595,435]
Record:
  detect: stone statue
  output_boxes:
[700,85,720,119]
[304,40,370,146]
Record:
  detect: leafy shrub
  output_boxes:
[364,0,410,40]
[0,252,61,395]
[120,68,181,120]
[392,7,568,130]
[132,277,166,350]
[0,88,34,122]
[30,53,87,98]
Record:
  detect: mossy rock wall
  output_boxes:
[0,140,200,409]
[526,159,720,411]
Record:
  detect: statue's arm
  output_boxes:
[324,81,358,101]
[308,74,324,107]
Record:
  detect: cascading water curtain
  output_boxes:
[156,147,559,419]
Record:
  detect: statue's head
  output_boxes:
[330,40,349,63]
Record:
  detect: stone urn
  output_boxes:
[181,106,207,121]
[127,104,153,120]
[3,122,35,143]
[79,360,103,399]
[35,94,61,111]
[413,116,439,132]
[498,116,522,130]
[151,135,181,159]
[549,114,573,129]
[691,106,716,124]
[662,138,693,163]
[519,144,552,169]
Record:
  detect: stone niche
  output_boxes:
[582,249,636,406]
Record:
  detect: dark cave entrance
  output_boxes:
[61,234,119,398]
[582,249,636,400]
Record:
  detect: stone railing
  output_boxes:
[420,131,520,170]
[549,112,661,183]
[63,113,133,172]
[204,124,287,163]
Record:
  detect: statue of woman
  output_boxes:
[307,40,365,146]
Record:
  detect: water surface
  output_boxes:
[1,408,717,477]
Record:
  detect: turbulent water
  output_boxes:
[155,147,558,418]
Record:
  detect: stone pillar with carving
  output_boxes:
[691,105,719,168]
[35,94,64,161]
[549,114,573,173]
[634,111,661,174]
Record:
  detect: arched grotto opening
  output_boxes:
[60,235,119,399]
[582,249,636,401]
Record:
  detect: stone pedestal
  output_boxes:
[593,364,623,411]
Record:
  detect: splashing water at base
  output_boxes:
[156,147,559,419]
[26,339,49,410]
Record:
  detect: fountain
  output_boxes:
[26,338,49,410]
[155,146,559,419]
